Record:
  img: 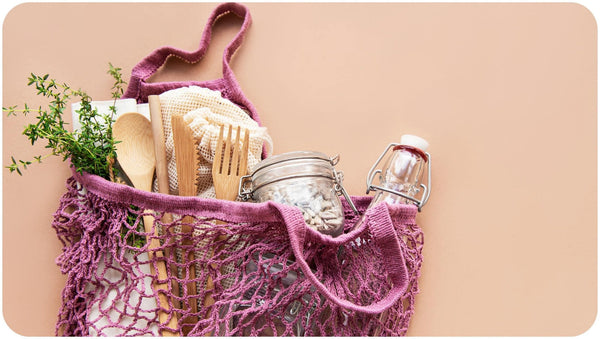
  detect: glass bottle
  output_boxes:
[352,134,430,231]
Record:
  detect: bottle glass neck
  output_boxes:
[376,147,426,204]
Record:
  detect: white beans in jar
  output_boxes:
[239,151,356,237]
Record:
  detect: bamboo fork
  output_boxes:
[202,125,250,322]
[212,124,250,201]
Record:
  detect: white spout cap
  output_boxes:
[400,134,429,151]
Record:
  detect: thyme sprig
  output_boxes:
[4,63,125,179]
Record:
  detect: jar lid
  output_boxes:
[250,151,332,175]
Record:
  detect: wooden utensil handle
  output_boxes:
[142,214,179,336]
[148,94,182,313]
[200,225,233,336]
[179,216,199,335]
[148,95,170,195]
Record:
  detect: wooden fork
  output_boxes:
[212,124,250,201]
[201,125,250,327]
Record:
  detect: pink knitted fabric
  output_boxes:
[122,2,268,159]
[53,170,424,336]
[122,2,260,126]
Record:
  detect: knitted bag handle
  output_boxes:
[122,2,261,124]
[283,203,410,315]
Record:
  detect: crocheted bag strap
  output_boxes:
[122,2,260,124]
[283,203,410,315]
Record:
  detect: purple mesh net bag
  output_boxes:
[52,3,424,336]
[53,169,423,336]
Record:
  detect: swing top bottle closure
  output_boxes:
[365,134,431,212]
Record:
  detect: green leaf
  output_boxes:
[6,64,126,180]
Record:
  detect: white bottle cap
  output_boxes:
[400,134,429,151]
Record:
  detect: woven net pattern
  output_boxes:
[53,171,423,336]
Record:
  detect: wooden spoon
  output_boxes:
[113,113,155,191]
[113,112,179,336]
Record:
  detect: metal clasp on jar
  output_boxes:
[365,143,432,212]
[238,154,359,215]
[331,167,359,215]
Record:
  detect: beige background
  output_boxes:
[2,2,597,337]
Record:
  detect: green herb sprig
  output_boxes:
[4,63,125,179]
[5,64,147,248]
